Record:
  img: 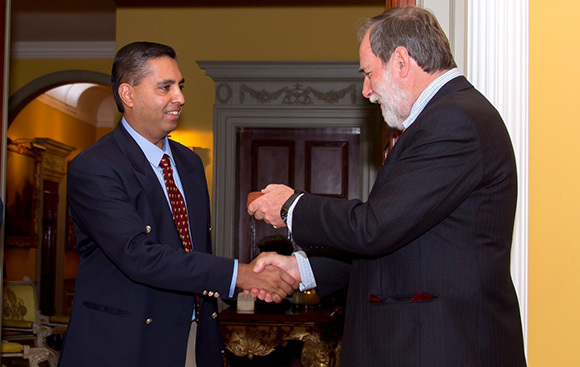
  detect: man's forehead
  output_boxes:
[359,37,380,68]
[143,57,182,78]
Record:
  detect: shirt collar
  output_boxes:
[402,68,461,130]
[121,117,173,167]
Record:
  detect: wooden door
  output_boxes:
[40,180,59,315]
[236,127,360,263]
[387,0,416,8]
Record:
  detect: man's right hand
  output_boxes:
[236,261,298,303]
[247,252,301,301]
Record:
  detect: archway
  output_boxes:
[8,70,111,125]
[4,70,113,317]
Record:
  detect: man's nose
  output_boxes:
[174,87,185,105]
[362,78,372,99]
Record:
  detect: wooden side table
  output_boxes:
[219,305,344,367]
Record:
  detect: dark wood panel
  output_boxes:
[306,141,348,198]
[387,0,416,8]
[252,140,294,190]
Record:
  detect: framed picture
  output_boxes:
[4,140,45,248]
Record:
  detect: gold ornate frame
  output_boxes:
[4,140,45,248]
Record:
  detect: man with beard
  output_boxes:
[247,6,527,367]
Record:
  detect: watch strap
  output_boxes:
[281,190,304,223]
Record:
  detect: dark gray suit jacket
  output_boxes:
[296,76,527,366]
[59,123,232,366]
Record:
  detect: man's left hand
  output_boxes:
[247,184,294,228]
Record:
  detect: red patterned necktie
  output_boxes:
[160,154,193,252]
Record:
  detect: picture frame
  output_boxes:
[4,140,45,248]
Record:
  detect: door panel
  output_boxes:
[306,141,349,197]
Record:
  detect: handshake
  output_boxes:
[236,252,301,303]
[237,185,302,303]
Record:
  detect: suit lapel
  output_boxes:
[111,123,182,250]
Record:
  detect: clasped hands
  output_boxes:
[237,252,301,303]
[238,184,300,303]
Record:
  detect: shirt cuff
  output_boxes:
[285,193,303,232]
[293,251,316,291]
[229,259,238,298]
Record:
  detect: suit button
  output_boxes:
[145,318,153,324]
[214,292,220,298]
[209,227,213,231]
[146,225,152,233]
[208,291,214,297]
[211,312,217,319]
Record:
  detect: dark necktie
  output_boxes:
[160,154,201,322]
[160,154,193,252]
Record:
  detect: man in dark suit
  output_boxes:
[59,42,297,367]
[248,7,527,367]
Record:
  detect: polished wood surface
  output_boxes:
[387,0,416,8]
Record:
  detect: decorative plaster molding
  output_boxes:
[239,83,357,105]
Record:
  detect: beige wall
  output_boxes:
[529,1,580,365]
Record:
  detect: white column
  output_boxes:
[466,0,529,353]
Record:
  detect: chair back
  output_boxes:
[2,277,38,329]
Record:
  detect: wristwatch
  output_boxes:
[280,190,304,224]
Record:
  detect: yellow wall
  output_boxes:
[116,5,383,193]
[9,59,111,96]
[529,1,580,365]
[8,99,99,159]
[4,100,100,282]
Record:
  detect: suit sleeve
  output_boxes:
[293,106,483,257]
[307,256,351,297]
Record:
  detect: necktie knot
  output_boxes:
[160,154,171,168]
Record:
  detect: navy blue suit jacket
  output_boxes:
[296,76,527,367]
[59,123,233,366]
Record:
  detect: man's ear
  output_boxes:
[392,46,411,78]
[118,83,134,109]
